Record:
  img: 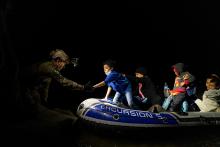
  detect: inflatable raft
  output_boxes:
[76,98,220,128]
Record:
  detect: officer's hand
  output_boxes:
[84,81,95,92]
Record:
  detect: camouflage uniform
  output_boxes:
[24,61,84,107]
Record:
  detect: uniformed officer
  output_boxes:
[22,49,92,113]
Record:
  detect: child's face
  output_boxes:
[103,64,112,75]
[206,78,217,90]
[173,67,180,76]
[135,72,144,78]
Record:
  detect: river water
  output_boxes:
[5,116,220,147]
[73,121,220,147]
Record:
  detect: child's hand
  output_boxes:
[183,74,189,80]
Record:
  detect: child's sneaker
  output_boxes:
[142,97,148,103]
[135,96,143,101]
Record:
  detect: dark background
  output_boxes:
[2,1,220,146]
[8,1,220,72]
[1,0,220,109]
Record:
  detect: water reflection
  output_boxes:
[6,118,220,147]
[75,123,220,147]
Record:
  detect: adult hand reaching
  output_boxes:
[84,81,95,92]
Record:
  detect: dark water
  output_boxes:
[4,116,220,147]
[74,122,220,147]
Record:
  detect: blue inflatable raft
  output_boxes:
[77,98,220,128]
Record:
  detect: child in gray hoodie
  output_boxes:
[195,74,220,112]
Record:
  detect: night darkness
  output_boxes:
[1,0,220,114]
[9,1,220,81]
[1,1,220,146]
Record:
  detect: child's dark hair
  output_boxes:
[103,59,116,68]
[207,74,220,87]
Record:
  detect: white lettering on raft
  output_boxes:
[100,105,155,118]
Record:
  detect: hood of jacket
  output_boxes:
[172,63,185,74]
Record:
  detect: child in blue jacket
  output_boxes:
[93,59,134,108]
